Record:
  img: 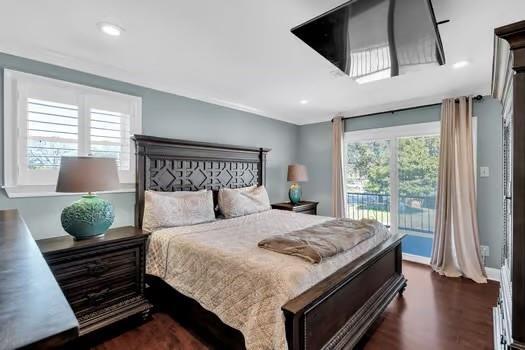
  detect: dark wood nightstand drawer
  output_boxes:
[67,274,139,315]
[299,209,316,215]
[47,246,141,288]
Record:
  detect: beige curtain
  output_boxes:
[431,97,487,283]
[332,116,345,218]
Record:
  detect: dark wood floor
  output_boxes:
[91,262,499,350]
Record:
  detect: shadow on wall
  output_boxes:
[297,122,332,216]
[266,164,289,202]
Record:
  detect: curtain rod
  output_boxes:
[335,95,483,122]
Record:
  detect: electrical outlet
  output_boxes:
[480,166,490,177]
[480,245,490,257]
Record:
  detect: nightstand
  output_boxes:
[271,201,319,215]
[36,226,153,336]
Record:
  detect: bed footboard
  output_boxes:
[282,234,407,350]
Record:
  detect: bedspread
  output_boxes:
[147,209,390,350]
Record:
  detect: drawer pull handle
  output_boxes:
[86,288,109,305]
[87,261,110,276]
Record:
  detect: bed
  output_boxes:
[133,134,407,350]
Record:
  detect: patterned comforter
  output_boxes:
[147,209,390,350]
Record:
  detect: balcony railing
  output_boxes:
[346,192,435,234]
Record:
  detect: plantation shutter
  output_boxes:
[17,81,81,185]
[89,108,131,170]
[26,98,79,169]
[86,94,136,183]
[6,70,141,189]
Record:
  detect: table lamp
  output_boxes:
[56,156,119,240]
[287,164,308,204]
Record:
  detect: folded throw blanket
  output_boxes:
[258,218,386,263]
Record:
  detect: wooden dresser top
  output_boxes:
[0,209,78,349]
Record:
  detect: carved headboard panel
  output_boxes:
[132,134,270,228]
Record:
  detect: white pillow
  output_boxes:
[217,185,255,210]
[218,185,271,218]
[142,190,215,232]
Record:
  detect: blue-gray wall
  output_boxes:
[298,98,504,268]
[0,52,299,239]
[0,51,504,268]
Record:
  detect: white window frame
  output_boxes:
[343,119,477,235]
[3,70,142,198]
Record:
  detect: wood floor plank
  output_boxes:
[92,313,210,350]
[358,262,498,350]
[92,262,498,350]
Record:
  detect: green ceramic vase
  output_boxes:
[61,194,114,240]
[289,183,302,204]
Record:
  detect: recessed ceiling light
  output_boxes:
[300,100,309,104]
[452,60,469,69]
[98,22,123,37]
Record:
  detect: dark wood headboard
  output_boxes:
[132,134,271,228]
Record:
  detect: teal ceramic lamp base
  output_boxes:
[289,183,302,204]
[61,194,114,240]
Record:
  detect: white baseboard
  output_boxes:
[402,253,500,282]
[402,253,430,265]
[485,267,500,282]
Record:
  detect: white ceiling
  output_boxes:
[0,0,524,125]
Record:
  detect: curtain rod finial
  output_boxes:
[473,95,483,101]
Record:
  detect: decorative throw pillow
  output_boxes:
[218,185,271,218]
[142,190,215,232]
[217,184,256,211]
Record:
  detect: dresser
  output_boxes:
[492,20,525,350]
[37,226,153,336]
[0,210,78,349]
[271,201,319,215]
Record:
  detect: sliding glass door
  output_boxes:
[396,135,440,257]
[346,139,392,227]
[344,122,440,259]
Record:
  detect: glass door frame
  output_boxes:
[344,121,441,236]
[344,119,477,237]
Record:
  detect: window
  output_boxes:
[4,70,142,197]
[344,121,476,260]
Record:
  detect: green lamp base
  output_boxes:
[61,194,114,240]
[289,183,302,204]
